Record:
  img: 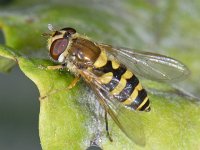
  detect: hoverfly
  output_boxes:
[45,24,189,146]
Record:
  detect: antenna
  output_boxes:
[41,32,52,37]
[48,24,55,31]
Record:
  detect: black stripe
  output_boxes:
[97,60,113,73]
[114,75,139,102]
[95,61,126,91]
[128,89,147,110]
[52,31,62,37]
[140,99,150,111]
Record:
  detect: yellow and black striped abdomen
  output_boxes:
[93,50,150,111]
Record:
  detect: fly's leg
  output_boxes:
[47,64,65,70]
[66,76,80,90]
[105,111,113,142]
[40,76,80,100]
[40,63,80,100]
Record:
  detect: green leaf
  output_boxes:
[0,0,200,150]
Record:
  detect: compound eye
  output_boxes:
[50,38,68,61]
[61,27,76,35]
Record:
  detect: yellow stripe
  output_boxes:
[122,82,143,105]
[122,70,133,79]
[137,97,149,110]
[111,60,120,69]
[93,50,107,68]
[98,72,113,84]
[123,89,138,105]
[145,105,150,111]
[111,78,126,95]
[136,83,143,90]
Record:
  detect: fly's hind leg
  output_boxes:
[105,111,113,142]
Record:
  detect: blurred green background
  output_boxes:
[0,1,41,149]
[0,27,41,150]
[0,65,41,150]
[0,0,200,150]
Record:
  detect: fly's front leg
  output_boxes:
[39,74,81,100]
[46,64,66,70]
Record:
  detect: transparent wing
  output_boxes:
[79,70,146,146]
[99,43,190,82]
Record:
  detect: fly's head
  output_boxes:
[47,26,77,63]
